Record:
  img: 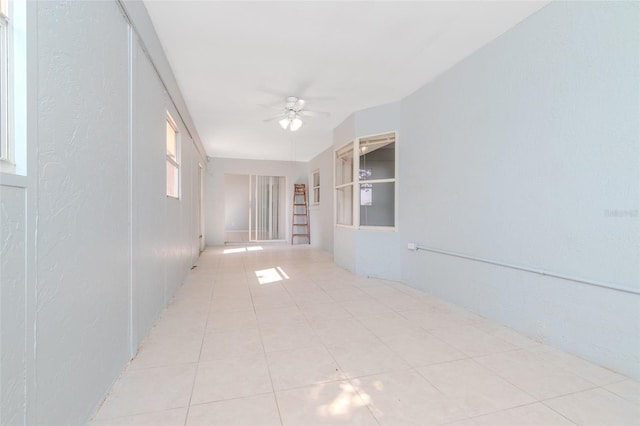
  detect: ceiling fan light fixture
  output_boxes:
[290,117,302,131]
[279,117,290,129]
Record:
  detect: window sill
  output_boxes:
[0,171,27,188]
[358,226,397,232]
[335,224,356,229]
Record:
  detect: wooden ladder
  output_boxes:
[291,184,310,245]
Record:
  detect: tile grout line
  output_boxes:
[283,274,383,426]
[246,254,286,426]
[182,261,217,426]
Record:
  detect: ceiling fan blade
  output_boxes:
[263,113,285,122]
[298,110,330,118]
[258,103,285,111]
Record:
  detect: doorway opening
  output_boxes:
[224,174,287,244]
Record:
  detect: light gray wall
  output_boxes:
[332,103,401,280]
[399,1,640,379]
[0,1,206,424]
[34,4,131,423]
[308,147,334,254]
[0,183,26,426]
[224,174,250,232]
[205,157,307,246]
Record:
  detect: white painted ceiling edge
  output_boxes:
[144,1,550,162]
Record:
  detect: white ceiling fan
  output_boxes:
[263,96,329,132]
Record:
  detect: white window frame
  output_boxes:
[0,0,10,169]
[311,169,320,205]
[166,113,180,199]
[334,141,356,228]
[334,132,398,231]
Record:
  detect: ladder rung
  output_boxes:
[293,214,307,216]
[292,234,309,237]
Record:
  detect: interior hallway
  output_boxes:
[91,246,640,426]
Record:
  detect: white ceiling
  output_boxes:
[144,1,548,162]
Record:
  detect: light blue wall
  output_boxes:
[0,1,207,424]
[333,104,402,280]
[399,1,639,378]
[308,147,334,254]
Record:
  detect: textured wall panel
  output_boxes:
[131,38,167,348]
[0,185,26,426]
[36,2,130,424]
[399,1,640,378]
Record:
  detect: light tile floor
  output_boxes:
[91,245,640,426]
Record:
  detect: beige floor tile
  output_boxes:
[252,293,297,310]
[191,355,273,404]
[94,364,197,420]
[267,345,346,390]
[200,328,264,361]
[326,288,371,302]
[255,306,307,326]
[186,393,281,426]
[311,318,381,347]
[260,322,321,352]
[357,312,425,338]
[528,345,627,386]
[381,332,467,367]
[206,309,258,333]
[441,419,478,426]
[210,298,254,313]
[471,322,542,349]
[128,335,203,370]
[399,308,479,330]
[299,301,354,321]
[429,325,517,357]
[374,294,429,311]
[340,299,395,317]
[604,379,640,405]
[417,359,535,417]
[543,387,640,425]
[289,289,334,303]
[91,407,188,426]
[277,381,378,426]
[474,350,597,400]
[471,403,574,425]
[351,369,467,425]
[326,340,411,378]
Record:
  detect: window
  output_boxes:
[334,132,397,229]
[335,143,354,226]
[166,114,180,198]
[359,133,396,227]
[311,169,320,204]
[0,0,9,165]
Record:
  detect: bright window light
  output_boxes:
[255,268,283,285]
[247,246,263,252]
[276,266,289,279]
[223,247,246,254]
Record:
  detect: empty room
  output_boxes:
[0,1,638,425]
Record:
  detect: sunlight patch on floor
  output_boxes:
[314,382,372,419]
[255,266,290,285]
[223,246,263,254]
